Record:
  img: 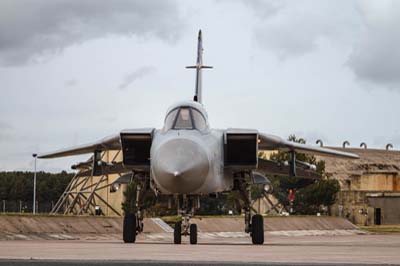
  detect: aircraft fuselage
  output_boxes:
[151,124,233,195]
[149,101,232,195]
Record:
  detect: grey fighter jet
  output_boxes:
[38,30,359,245]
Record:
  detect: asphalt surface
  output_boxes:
[0,260,398,266]
[0,234,399,266]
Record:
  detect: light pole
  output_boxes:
[32,153,37,214]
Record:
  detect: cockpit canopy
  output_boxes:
[164,106,208,131]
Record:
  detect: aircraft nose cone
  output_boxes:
[152,138,209,194]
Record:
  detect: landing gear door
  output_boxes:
[120,128,155,170]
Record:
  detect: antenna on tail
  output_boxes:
[186,30,213,103]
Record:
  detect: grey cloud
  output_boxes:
[249,1,357,58]
[118,66,156,90]
[239,0,283,19]
[0,0,184,66]
[347,1,400,90]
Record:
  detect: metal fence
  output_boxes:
[1,200,55,214]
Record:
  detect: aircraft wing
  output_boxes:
[38,134,121,159]
[257,158,320,179]
[258,133,359,159]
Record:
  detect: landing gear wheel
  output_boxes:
[251,214,264,245]
[190,224,198,245]
[174,222,182,244]
[123,213,137,243]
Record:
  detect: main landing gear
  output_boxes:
[123,213,137,243]
[235,172,265,245]
[251,214,264,245]
[123,173,148,244]
[174,195,199,245]
[123,210,145,243]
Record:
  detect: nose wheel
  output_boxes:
[190,224,198,244]
[173,222,182,244]
[173,219,198,245]
[173,195,199,244]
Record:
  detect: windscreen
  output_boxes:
[174,108,193,129]
[164,109,178,130]
[192,109,207,131]
[163,107,208,131]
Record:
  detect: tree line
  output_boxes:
[0,171,74,203]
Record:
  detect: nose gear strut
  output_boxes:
[174,194,199,244]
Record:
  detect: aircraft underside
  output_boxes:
[122,170,265,245]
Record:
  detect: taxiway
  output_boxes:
[0,234,399,265]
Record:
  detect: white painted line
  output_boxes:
[151,218,174,233]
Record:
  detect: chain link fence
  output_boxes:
[1,200,55,214]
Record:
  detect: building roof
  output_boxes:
[315,147,400,179]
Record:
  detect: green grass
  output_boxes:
[0,212,117,218]
[0,212,62,217]
[159,214,335,225]
[0,212,339,221]
[360,225,400,233]
[160,215,182,224]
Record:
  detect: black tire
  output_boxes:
[123,213,136,243]
[251,214,264,245]
[174,222,182,244]
[190,224,198,245]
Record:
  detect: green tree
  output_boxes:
[122,181,138,215]
[268,135,339,214]
[0,171,74,208]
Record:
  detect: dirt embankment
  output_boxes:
[0,215,138,240]
[192,216,358,232]
[0,215,360,240]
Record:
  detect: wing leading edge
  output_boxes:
[38,134,121,159]
[258,133,359,159]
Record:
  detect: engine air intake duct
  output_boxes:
[120,128,154,167]
[224,129,258,168]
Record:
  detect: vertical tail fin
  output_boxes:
[186,30,212,103]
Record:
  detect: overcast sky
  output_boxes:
[0,0,399,172]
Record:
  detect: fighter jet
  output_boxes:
[38,30,359,245]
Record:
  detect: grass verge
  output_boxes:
[360,225,400,233]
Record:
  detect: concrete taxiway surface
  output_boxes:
[0,234,400,265]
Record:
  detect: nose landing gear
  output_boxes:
[190,223,198,244]
[173,221,181,244]
[173,195,199,245]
